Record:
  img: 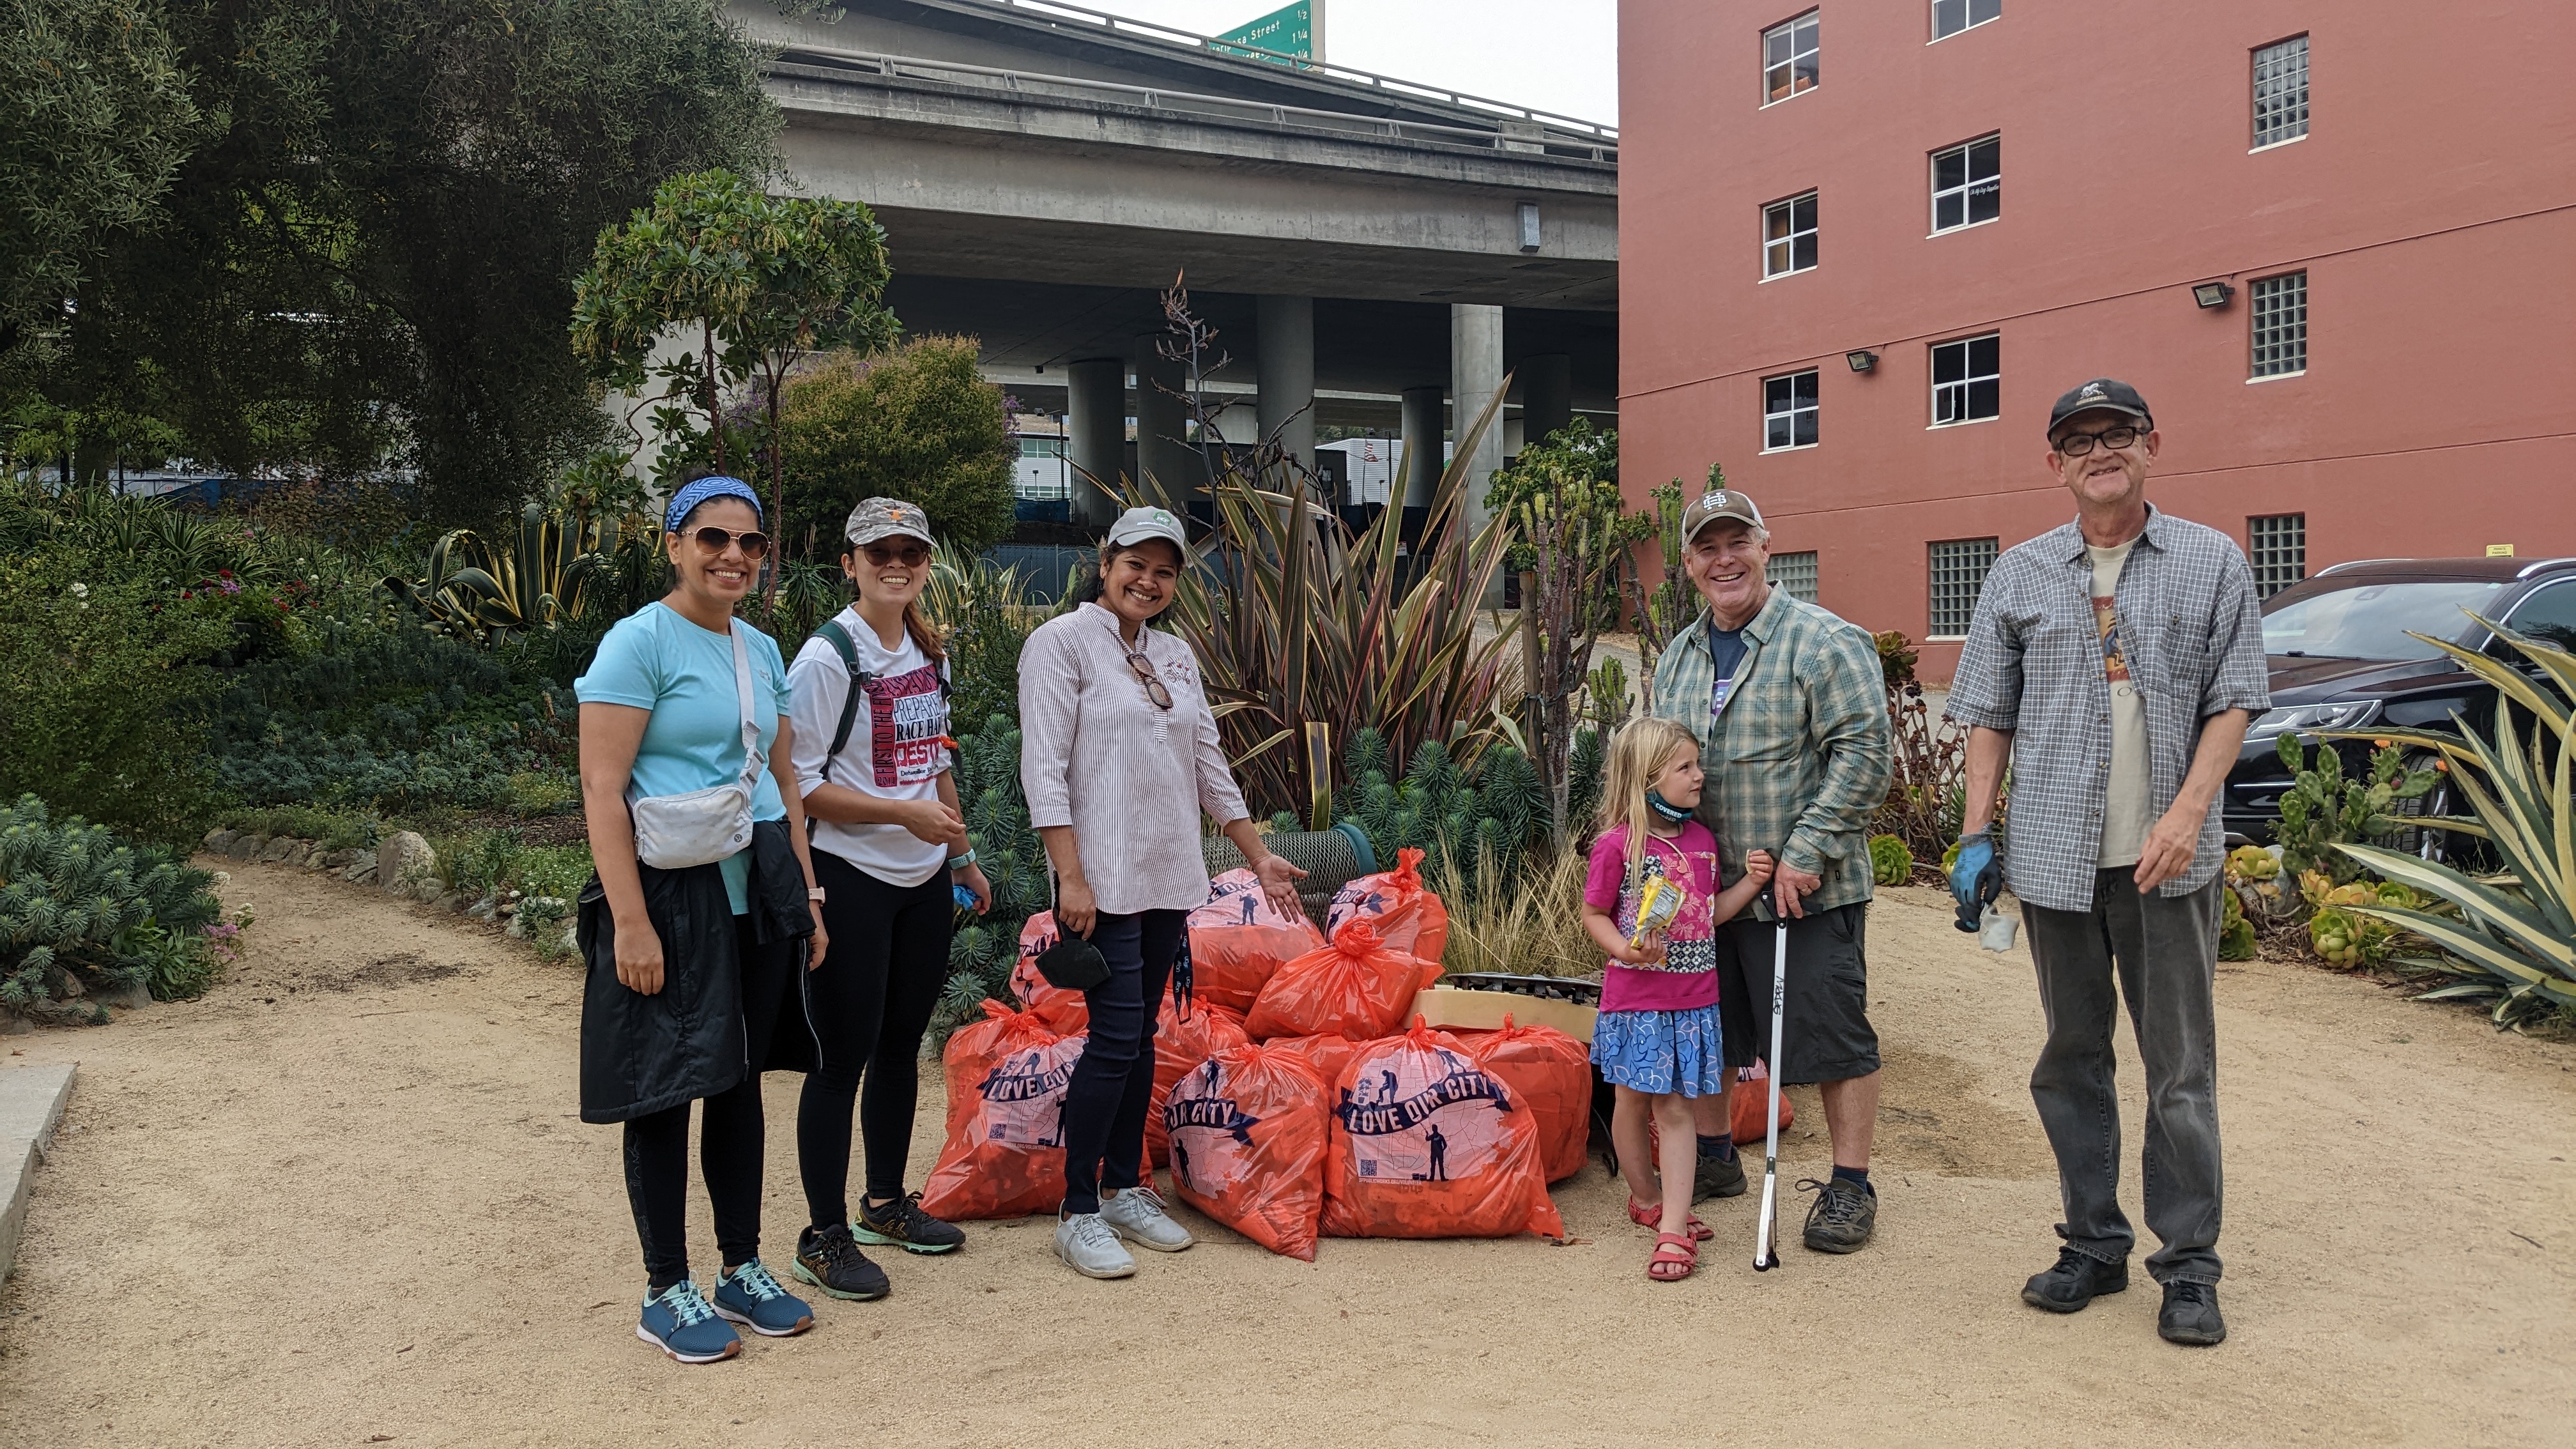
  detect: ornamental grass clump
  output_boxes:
[0,795,226,1023]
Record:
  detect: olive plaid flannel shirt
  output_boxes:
[1648,590,1892,919]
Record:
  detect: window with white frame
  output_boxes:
[1932,0,1999,41]
[1767,550,1820,603]
[1763,10,1820,104]
[1929,539,1997,638]
[1930,334,2000,425]
[1763,370,1819,450]
[2248,514,2306,599]
[2253,35,2309,148]
[2251,271,2307,377]
[1763,191,1818,277]
[1931,135,2000,233]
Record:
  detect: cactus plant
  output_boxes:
[2272,734,2437,886]
[2219,884,2257,962]
[0,795,226,1024]
[1338,732,1549,901]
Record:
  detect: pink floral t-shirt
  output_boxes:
[1584,822,1723,1013]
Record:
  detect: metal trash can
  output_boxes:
[1201,823,1376,930]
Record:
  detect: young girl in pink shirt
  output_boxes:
[1581,717,1773,1282]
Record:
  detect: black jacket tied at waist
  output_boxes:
[578,820,815,1124]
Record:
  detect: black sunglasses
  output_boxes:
[683,525,770,560]
[862,542,930,567]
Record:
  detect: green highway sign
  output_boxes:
[1213,1,1319,66]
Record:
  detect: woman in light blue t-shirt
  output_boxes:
[574,474,829,1365]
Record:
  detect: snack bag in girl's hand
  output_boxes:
[1245,919,1441,1043]
[1451,1013,1593,1183]
[1165,1041,1332,1261]
[1320,1018,1564,1239]
[918,1000,1086,1221]
[1143,999,1251,1167]
[1324,847,1450,964]
[1009,912,1089,1033]
[1186,868,1326,1013]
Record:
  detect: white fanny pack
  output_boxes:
[627,620,762,870]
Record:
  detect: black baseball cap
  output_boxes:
[2046,378,2152,439]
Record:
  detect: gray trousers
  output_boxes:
[2023,870,2224,1285]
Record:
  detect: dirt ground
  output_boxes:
[1,862,2570,1448]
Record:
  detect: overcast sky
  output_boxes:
[1061,0,1620,126]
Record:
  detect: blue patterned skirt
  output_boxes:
[1591,1004,1728,1097]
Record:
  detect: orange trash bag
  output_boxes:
[1008,912,1089,1034]
[1320,1019,1565,1240]
[1452,1014,1593,1183]
[917,1000,1084,1222]
[1165,1041,1333,1261]
[1186,869,1324,1013]
[1732,1060,1793,1143]
[1266,1032,1365,1094]
[1245,918,1441,1043]
[1142,999,1250,1168]
[1323,847,1450,964]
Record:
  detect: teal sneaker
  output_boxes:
[636,1280,740,1364]
[710,1259,815,1337]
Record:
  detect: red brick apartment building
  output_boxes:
[1618,0,2576,678]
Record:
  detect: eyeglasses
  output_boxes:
[2053,424,2145,458]
[862,542,929,567]
[685,526,770,560]
[1126,650,1173,710]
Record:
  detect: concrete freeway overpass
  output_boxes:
[735,0,1618,523]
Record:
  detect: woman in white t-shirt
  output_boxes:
[784,498,993,1299]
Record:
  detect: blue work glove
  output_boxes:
[1950,830,2000,933]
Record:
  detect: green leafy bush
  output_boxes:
[0,795,226,1020]
[780,339,1017,553]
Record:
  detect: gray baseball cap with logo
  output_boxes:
[1105,505,1189,551]
[1681,486,1767,542]
[843,496,935,547]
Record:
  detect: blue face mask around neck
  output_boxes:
[1645,789,1694,823]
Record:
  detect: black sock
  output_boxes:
[1832,1163,1873,1194]
[1696,1133,1737,1163]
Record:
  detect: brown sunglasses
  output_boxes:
[1126,650,1172,710]
[684,525,770,560]
[862,542,930,567]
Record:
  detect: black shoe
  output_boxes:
[854,1190,967,1255]
[792,1222,890,1301]
[1797,1176,1876,1253]
[1692,1151,1748,1201]
[2021,1247,2129,1313]
[2159,1280,2227,1346]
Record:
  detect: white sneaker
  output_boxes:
[1054,1210,1136,1279]
[1099,1186,1195,1253]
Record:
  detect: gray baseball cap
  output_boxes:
[1680,486,1765,541]
[1105,505,1188,551]
[843,496,934,547]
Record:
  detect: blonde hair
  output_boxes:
[1596,716,1704,900]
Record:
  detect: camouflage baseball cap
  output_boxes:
[843,496,934,547]
[1680,485,1765,541]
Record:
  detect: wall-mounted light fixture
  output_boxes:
[2192,281,2236,309]
[1846,349,1878,373]
[1517,201,1542,253]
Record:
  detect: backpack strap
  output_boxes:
[813,619,873,786]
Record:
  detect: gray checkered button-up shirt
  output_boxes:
[1943,506,2271,913]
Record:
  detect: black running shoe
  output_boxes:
[1797,1176,1877,1253]
[2022,1246,2129,1313]
[792,1222,889,1301]
[1692,1151,1748,1201]
[2159,1280,2227,1346]
[854,1190,967,1255]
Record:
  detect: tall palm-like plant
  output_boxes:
[2330,618,2574,1027]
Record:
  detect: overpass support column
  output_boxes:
[1133,336,1193,516]
[1519,353,1572,451]
[1066,356,1126,526]
[1452,303,1506,602]
[1255,295,1317,484]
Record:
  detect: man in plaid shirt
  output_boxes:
[1648,487,1892,1253]
[1944,378,2269,1347]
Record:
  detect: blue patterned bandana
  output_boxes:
[663,475,763,534]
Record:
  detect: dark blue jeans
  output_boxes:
[1057,908,1184,1215]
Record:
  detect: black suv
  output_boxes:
[2222,555,2576,850]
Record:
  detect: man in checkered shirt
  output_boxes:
[1943,378,2269,1348]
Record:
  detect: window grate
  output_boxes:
[1767,550,1819,604]
[1928,538,1998,638]
[1932,0,2000,41]
[1931,135,2000,233]
[1763,10,1820,104]
[2251,272,2308,377]
[1930,334,2000,425]
[2248,514,2306,599]
[1763,191,1818,278]
[1763,370,1819,450]
[2253,35,2309,148]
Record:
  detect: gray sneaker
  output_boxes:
[1054,1210,1137,1280]
[1099,1185,1195,1253]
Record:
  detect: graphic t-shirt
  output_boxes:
[574,602,792,915]
[1583,821,1724,1013]
[1705,620,1750,727]
[788,608,954,887]
[2088,537,2152,869]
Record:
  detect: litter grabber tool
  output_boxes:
[1752,880,1790,1273]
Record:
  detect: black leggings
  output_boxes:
[624,915,795,1293]
[799,851,953,1228]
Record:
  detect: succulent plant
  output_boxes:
[1868,833,1914,887]
[0,796,225,1023]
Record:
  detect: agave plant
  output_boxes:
[2329,617,2573,1027]
[385,503,621,644]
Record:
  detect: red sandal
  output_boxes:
[1647,1231,1698,1282]
[1629,1197,1713,1242]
